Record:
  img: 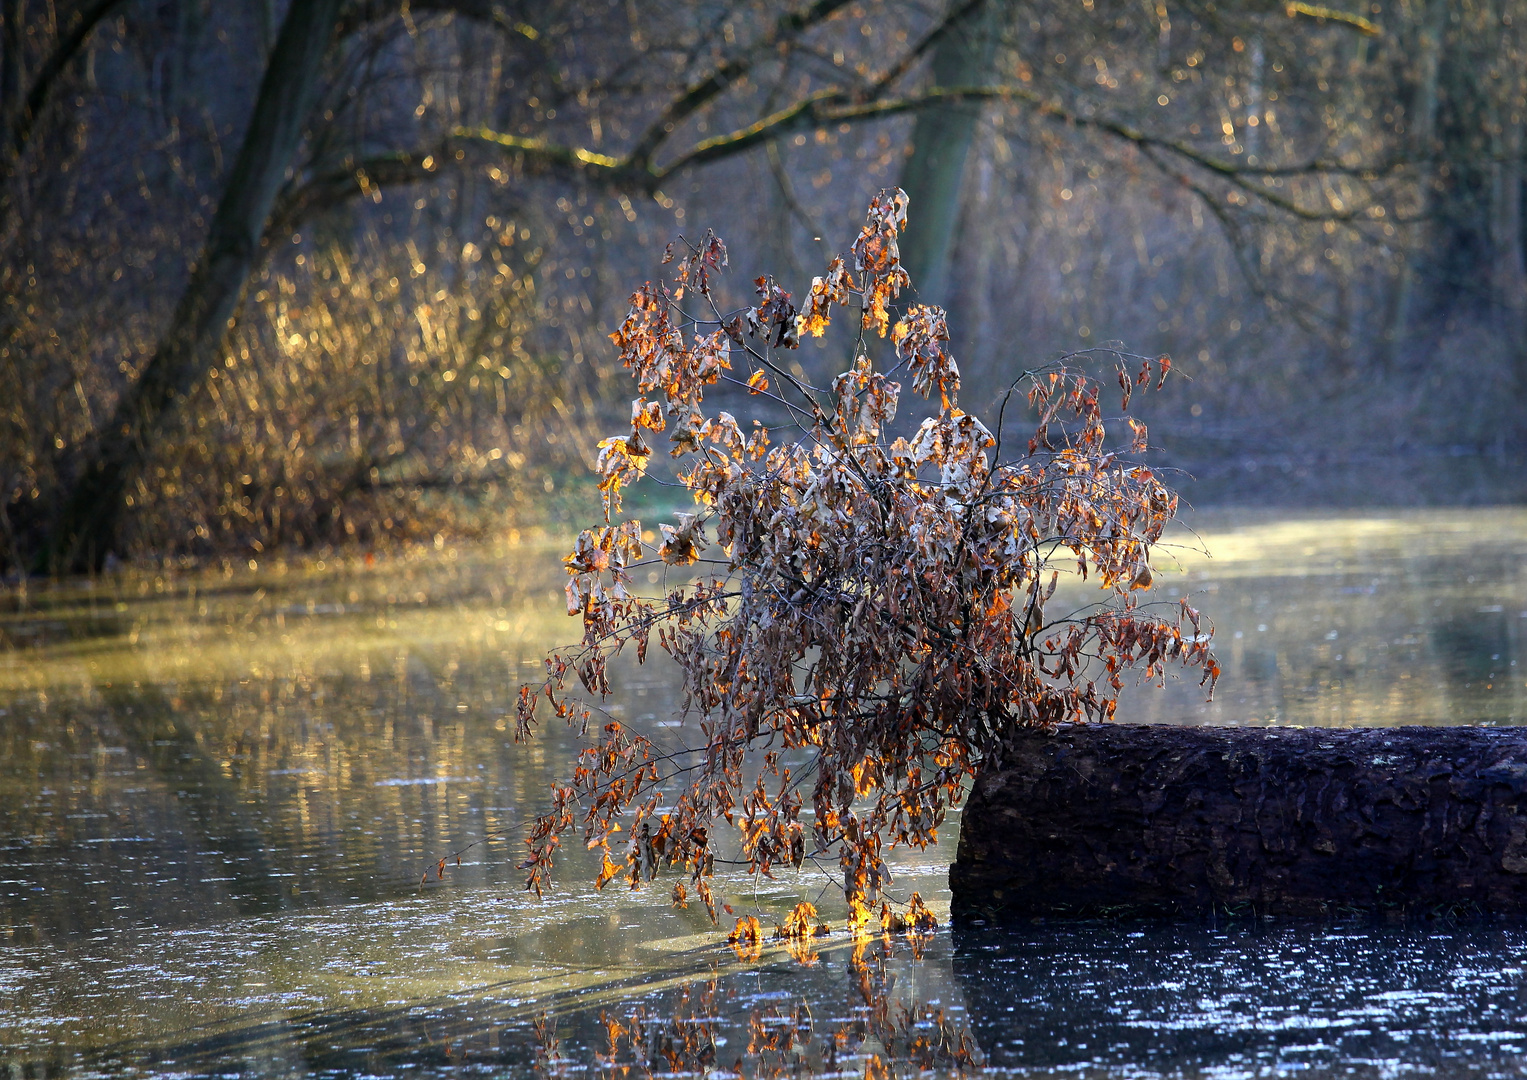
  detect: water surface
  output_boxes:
[1,509,1525,1077]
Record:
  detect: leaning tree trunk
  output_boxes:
[951,724,1527,919]
[42,0,342,573]
[895,0,1001,309]
[1,0,125,189]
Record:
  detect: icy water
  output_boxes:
[2,509,1526,1078]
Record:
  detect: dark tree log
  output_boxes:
[950,724,1527,919]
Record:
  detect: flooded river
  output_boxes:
[2,509,1526,1077]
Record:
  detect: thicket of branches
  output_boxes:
[513,191,1217,919]
[2,0,1525,573]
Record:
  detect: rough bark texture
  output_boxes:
[950,724,1527,919]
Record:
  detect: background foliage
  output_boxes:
[2,0,1525,573]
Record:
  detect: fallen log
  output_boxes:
[950,724,1527,919]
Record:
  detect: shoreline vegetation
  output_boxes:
[8,446,1527,586]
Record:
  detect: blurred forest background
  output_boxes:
[2,0,1525,576]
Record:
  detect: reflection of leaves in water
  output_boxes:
[532,1011,561,1072]
[533,940,980,1078]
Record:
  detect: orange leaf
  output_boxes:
[594,852,623,890]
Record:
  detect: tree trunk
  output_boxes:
[1490,79,1527,393]
[896,0,1000,309]
[42,0,342,573]
[0,0,22,128]
[1384,0,1448,370]
[951,723,1527,920]
[1,0,125,184]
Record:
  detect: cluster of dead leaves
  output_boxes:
[515,189,1216,921]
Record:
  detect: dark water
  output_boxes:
[1,511,1526,1077]
[956,921,1527,1078]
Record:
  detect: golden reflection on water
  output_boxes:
[0,510,1524,1074]
[1114,508,1527,727]
[0,537,956,1073]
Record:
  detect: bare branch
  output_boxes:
[624,0,857,173]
